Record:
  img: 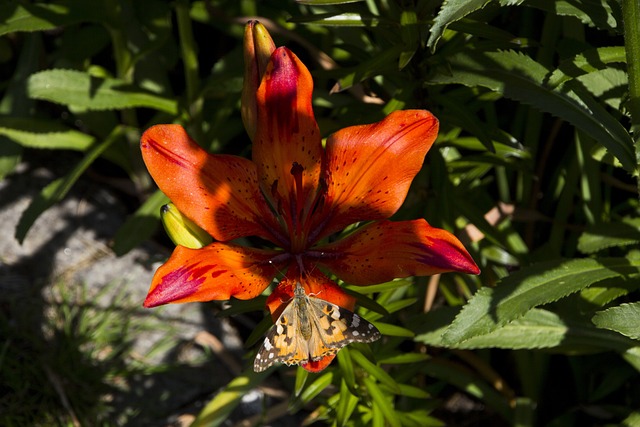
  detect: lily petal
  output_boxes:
[265,274,356,320]
[313,110,438,240]
[144,243,282,307]
[253,48,323,235]
[316,219,480,285]
[141,124,281,243]
[302,357,335,372]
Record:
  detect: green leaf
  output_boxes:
[111,190,168,256]
[0,3,72,36]
[291,12,382,26]
[427,0,493,50]
[394,384,431,399]
[290,371,334,412]
[578,218,640,253]
[344,278,412,294]
[526,0,620,31]
[0,117,95,150]
[442,257,640,344]
[191,370,269,427]
[374,322,415,338]
[294,366,309,398]
[27,69,178,114]
[422,359,513,421]
[364,377,401,427]
[418,307,638,352]
[351,350,401,393]
[336,347,357,394]
[378,353,430,364]
[547,47,627,88]
[0,138,22,180]
[593,303,640,341]
[296,0,364,4]
[428,50,636,174]
[331,46,404,92]
[336,379,359,427]
[399,10,419,69]
[15,126,123,243]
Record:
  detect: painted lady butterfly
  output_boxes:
[253,282,381,372]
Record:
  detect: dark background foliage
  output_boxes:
[1,0,640,425]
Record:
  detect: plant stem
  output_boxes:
[622,0,640,184]
[175,0,200,113]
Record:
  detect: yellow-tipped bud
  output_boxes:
[241,20,276,140]
[160,203,213,249]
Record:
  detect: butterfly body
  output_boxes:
[253,282,380,372]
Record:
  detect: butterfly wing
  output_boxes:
[307,297,381,361]
[254,299,310,372]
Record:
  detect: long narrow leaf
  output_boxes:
[191,370,269,427]
[364,377,401,427]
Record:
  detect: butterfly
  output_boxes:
[253,282,381,372]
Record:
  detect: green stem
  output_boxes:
[175,0,200,111]
[106,1,149,193]
[622,0,640,182]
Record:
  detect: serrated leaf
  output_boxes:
[0,117,95,150]
[526,0,620,31]
[15,126,122,243]
[428,50,636,173]
[575,68,628,110]
[0,3,71,36]
[427,0,492,50]
[548,46,627,88]
[593,303,640,341]
[578,218,640,253]
[418,308,638,352]
[28,69,178,114]
[442,257,640,344]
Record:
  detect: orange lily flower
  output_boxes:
[140,21,479,372]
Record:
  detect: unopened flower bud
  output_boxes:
[161,203,212,249]
[241,20,276,140]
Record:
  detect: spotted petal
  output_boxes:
[316,219,480,285]
[312,110,438,241]
[144,243,282,307]
[141,125,281,243]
